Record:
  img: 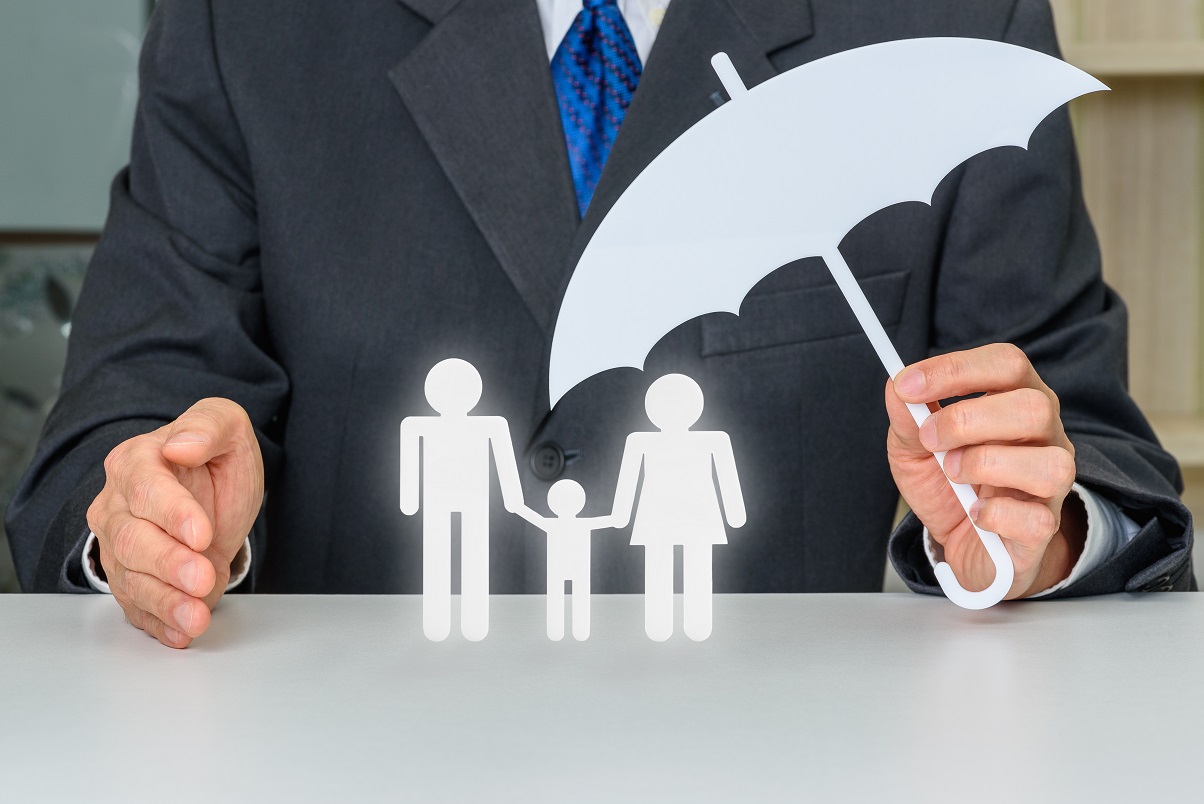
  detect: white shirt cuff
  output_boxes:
[82,531,252,594]
[922,482,1141,598]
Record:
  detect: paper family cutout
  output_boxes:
[401,39,1109,633]
[402,359,744,642]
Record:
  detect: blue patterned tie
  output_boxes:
[551,0,644,217]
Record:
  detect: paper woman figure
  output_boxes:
[611,374,746,641]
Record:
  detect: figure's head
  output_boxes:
[644,374,704,431]
[547,479,587,517]
[424,358,482,415]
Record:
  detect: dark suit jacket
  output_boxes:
[7,0,1195,597]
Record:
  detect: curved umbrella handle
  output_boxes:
[819,248,1014,609]
[910,404,1015,610]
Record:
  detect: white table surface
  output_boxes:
[1,593,1201,803]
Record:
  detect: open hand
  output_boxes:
[86,398,263,647]
[886,344,1086,599]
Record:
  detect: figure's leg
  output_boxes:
[547,565,565,642]
[683,544,714,641]
[644,543,674,642]
[571,571,591,641]
[422,509,452,642]
[460,506,489,641]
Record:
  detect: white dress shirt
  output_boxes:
[85,0,1137,597]
[538,0,669,65]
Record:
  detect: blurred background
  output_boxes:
[0,1,150,591]
[1046,0,1204,590]
[0,1,1201,593]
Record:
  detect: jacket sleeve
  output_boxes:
[4,0,288,592]
[888,0,1194,597]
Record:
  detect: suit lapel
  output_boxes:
[390,0,580,332]
[390,0,815,333]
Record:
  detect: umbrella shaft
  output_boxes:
[821,248,908,381]
[821,247,983,510]
[821,247,940,438]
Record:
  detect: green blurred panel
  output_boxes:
[0,1,148,231]
[0,243,92,592]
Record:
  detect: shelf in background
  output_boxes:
[1150,416,1204,470]
[1063,42,1204,78]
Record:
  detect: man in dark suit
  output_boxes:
[6,0,1194,648]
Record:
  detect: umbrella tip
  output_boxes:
[710,52,747,100]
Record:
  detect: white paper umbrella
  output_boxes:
[548,38,1108,610]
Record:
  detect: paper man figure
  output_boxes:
[400,358,524,642]
[611,374,746,642]
[517,480,613,641]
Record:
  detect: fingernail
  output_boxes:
[895,368,926,398]
[164,626,185,644]
[166,432,206,446]
[174,602,194,634]
[181,518,196,548]
[179,560,199,594]
[943,448,962,478]
[919,416,938,451]
[969,499,985,523]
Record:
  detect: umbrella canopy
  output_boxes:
[548,37,1107,405]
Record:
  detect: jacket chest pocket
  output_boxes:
[700,270,911,357]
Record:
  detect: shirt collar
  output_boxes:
[538,0,670,65]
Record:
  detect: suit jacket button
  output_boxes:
[531,442,566,481]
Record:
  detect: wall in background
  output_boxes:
[0,245,90,592]
[0,2,148,590]
[1051,0,1204,577]
[0,1,146,231]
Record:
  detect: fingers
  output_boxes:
[123,603,192,650]
[87,398,259,649]
[917,387,1065,453]
[894,343,1047,403]
[96,523,225,648]
[160,397,257,469]
[971,495,1059,555]
[945,444,1076,501]
[109,561,211,641]
[105,439,213,553]
[106,510,217,598]
[160,399,264,560]
[884,377,935,455]
[887,347,1082,597]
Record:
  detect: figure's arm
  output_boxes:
[610,435,644,529]
[399,420,422,515]
[514,505,548,529]
[488,418,525,514]
[581,515,619,530]
[712,434,747,528]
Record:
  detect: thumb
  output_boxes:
[884,378,939,457]
[160,398,257,468]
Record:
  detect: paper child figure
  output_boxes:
[517,480,613,642]
[611,374,746,642]
[400,358,524,642]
